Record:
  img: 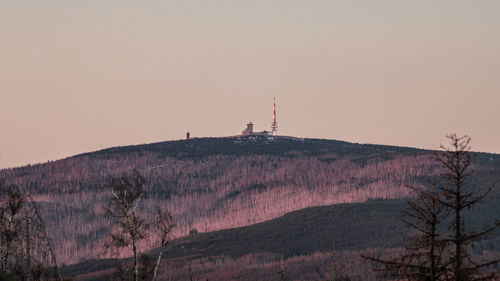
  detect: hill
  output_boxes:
[1,136,499,264]
[61,199,500,280]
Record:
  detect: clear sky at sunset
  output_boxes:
[1,1,500,169]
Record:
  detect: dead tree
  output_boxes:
[362,134,500,280]
[151,209,174,281]
[277,262,287,281]
[361,183,449,280]
[435,134,500,280]
[0,180,62,281]
[0,183,27,273]
[180,244,194,281]
[104,170,175,281]
[29,199,63,281]
[105,170,148,281]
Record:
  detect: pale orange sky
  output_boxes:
[1,1,500,169]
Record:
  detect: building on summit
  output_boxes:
[240,97,278,137]
[241,122,269,136]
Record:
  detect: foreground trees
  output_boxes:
[363,134,500,280]
[435,135,500,280]
[0,180,62,281]
[104,170,175,281]
[362,183,449,280]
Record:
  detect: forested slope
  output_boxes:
[1,137,499,264]
[62,199,500,281]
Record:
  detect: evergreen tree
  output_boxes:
[363,134,500,280]
[362,184,448,280]
[435,134,500,280]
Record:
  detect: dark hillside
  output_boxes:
[77,136,423,159]
[61,199,500,280]
[166,199,408,258]
[60,199,408,278]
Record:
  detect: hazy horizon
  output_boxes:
[2,1,500,169]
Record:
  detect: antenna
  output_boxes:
[271,97,278,135]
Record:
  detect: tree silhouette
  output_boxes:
[435,134,500,280]
[104,170,174,281]
[151,208,174,281]
[0,180,62,281]
[362,134,500,280]
[361,183,449,280]
[105,170,148,281]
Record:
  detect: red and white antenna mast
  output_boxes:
[271,97,278,135]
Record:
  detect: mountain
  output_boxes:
[1,136,499,267]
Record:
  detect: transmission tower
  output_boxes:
[271,97,278,135]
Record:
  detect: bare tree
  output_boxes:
[362,134,500,280]
[0,180,62,281]
[362,183,449,280]
[435,134,500,280]
[151,209,174,281]
[0,182,27,273]
[104,170,174,281]
[277,262,287,281]
[180,244,194,281]
[105,170,148,281]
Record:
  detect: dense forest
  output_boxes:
[1,136,499,269]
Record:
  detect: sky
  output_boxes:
[1,1,500,169]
